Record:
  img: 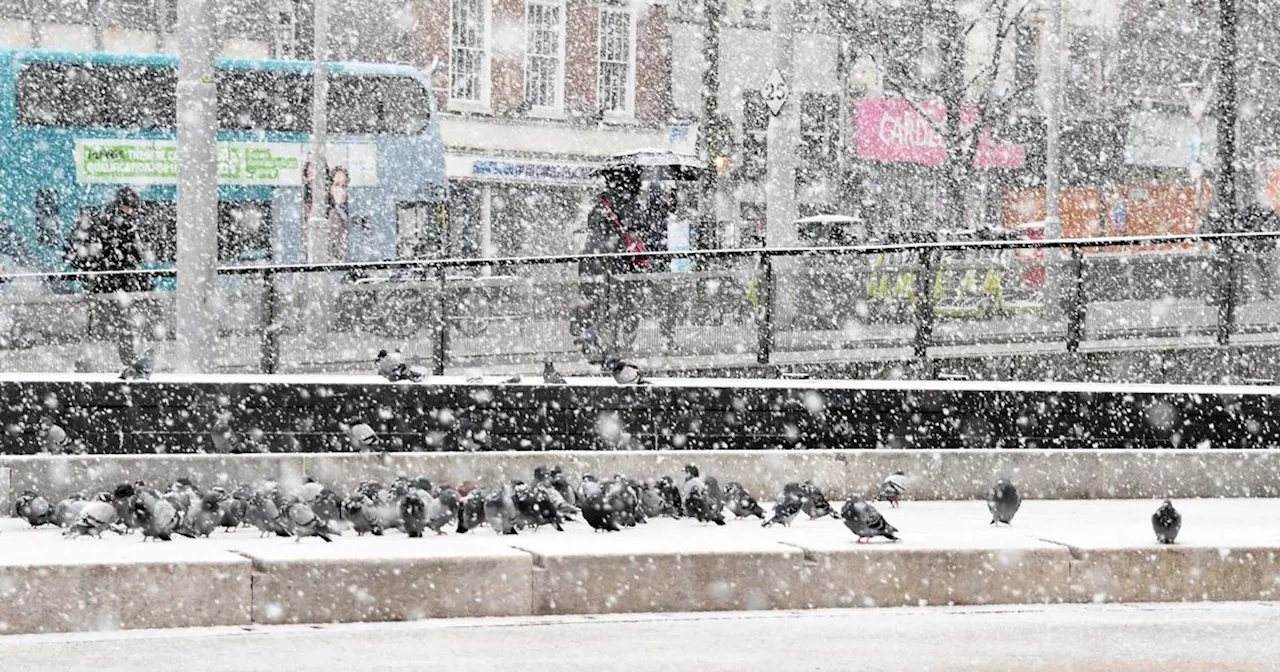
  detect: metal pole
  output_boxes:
[303,0,331,341]
[1043,0,1063,318]
[756,252,774,365]
[765,0,798,248]
[175,0,219,374]
[1215,0,1239,345]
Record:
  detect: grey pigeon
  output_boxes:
[656,475,683,518]
[216,489,247,530]
[638,480,668,518]
[64,495,120,539]
[763,489,803,528]
[579,477,621,532]
[1152,499,1181,544]
[484,483,520,535]
[425,489,460,535]
[15,491,53,527]
[987,478,1022,526]
[841,497,899,543]
[455,491,488,533]
[247,490,292,538]
[341,493,383,536]
[603,356,647,385]
[40,417,71,454]
[134,492,183,541]
[54,494,89,528]
[543,361,567,384]
[119,348,154,381]
[343,421,379,451]
[876,471,909,508]
[288,501,340,542]
[724,482,765,519]
[400,490,428,538]
[512,482,565,531]
[798,482,836,519]
[210,412,237,453]
[683,476,726,526]
[375,348,426,383]
[178,493,222,538]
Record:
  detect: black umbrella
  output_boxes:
[594,149,706,181]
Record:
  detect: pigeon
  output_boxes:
[603,356,647,385]
[455,491,487,533]
[210,412,237,453]
[513,482,565,531]
[798,482,836,519]
[40,417,71,454]
[287,500,340,542]
[119,348,154,381]
[484,483,520,535]
[988,478,1022,526]
[341,493,383,536]
[579,478,621,532]
[375,348,427,383]
[400,490,428,538]
[425,489,460,535]
[762,488,803,528]
[542,361,567,384]
[64,495,120,539]
[177,493,222,538]
[342,421,379,452]
[111,483,145,533]
[841,497,899,543]
[638,480,669,518]
[246,490,292,538]
[53,494,89,528]
[573,323,604,359]
[1152,499,1181,544]
[216,488,248,530]
[684,476,726,526]
[876,471,909,508]
[724,482,765,519]
[133,492,183,541]
[656,475,684,517]
[15,491,52,527]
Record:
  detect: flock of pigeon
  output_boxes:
[12,461,1175,545]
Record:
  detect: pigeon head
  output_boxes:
[375,349,388,362]
[684,464,700,479]
[543,361,554,371]
[201,493,222,512]
[94,492,113,503]
[602,357,621,372]
[411,477,433,493]
[436,489,460,508]
[893,470,906,476]
[112,483,136,500]
[533,465,549,482]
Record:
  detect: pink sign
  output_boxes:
[854,97,1026,169]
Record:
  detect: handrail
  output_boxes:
[2,231,1276,282]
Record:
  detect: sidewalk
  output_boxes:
[4,498,1280,635]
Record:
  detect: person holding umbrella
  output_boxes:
[574,167,649,360]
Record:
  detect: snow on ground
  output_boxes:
[5,498,1280,564]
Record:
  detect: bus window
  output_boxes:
[219,202,272,262]
[16,62,176,130]
[329,75,431,135]
[397,202,447,259]
[217,69,312,133]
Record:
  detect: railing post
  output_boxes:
[756,252,774,365]
[603,268,616,354]
[912,247,936,360]
[433,264,449,375]
[1066,245,1085,352]
[260,270,280,374]
[1218,239,1238,346]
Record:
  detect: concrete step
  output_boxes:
[3,499,1280,635]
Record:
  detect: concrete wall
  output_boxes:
[7,449,1280,506]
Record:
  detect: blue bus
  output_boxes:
[0,48,448,282]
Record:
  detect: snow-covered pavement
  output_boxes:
[3,602,1279,671]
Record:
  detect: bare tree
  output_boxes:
[825,0,1032,231]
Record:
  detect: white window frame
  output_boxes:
[449,0,491,109]
[524,0,566,114]
[596,0,636,119]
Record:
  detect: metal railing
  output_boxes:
[2,231,1278,375]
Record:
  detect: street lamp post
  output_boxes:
[302,0,331,341]
[765,0,798,248]
[1043,0,1063,317]
[175,0,218,374]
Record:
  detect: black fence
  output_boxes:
[2,231,1279,375]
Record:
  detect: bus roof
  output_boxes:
[0,47,428,80]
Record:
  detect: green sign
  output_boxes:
[75,139,378,186]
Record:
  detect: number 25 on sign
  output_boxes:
[764,68,789,117]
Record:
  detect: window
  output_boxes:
[217,69,311,133]
[597,1,632,114]
[741,90,768,182]
[450,0,488,102]
[798,93,838,188]
[525,0,564,109]
[739,202,766,248]
[329,76,433,135]
[17,62,176,130]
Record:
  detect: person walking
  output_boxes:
[575,168,647,360]
[67,187,148,367]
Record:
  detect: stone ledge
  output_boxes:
[0,548,251,635]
